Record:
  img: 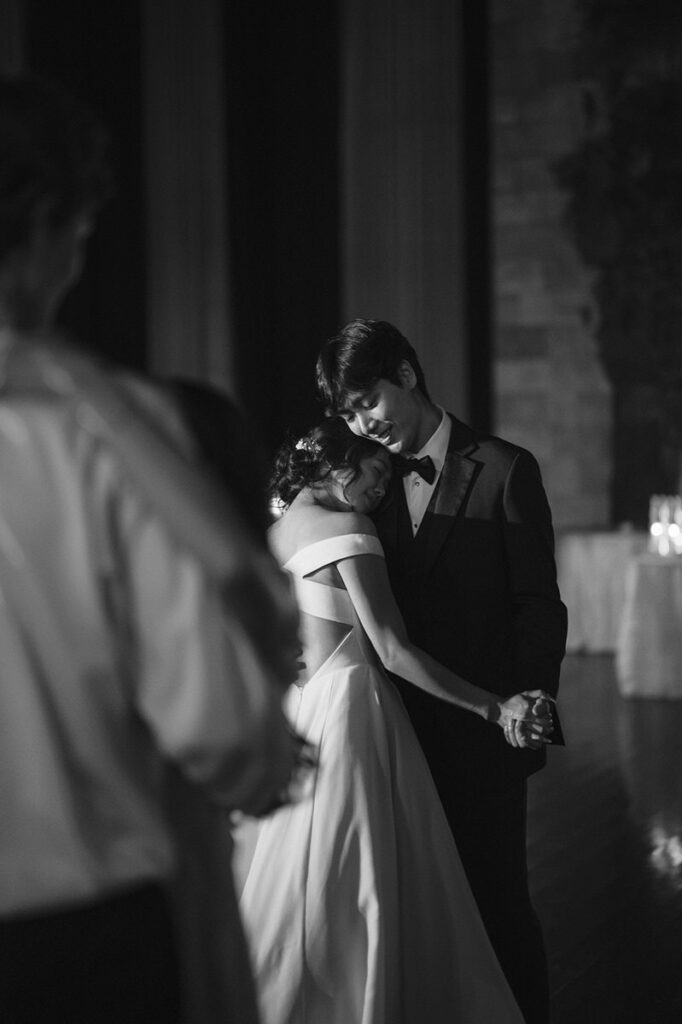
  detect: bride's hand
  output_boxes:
[494,689,555,749]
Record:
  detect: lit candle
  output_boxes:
[648,494,682,556]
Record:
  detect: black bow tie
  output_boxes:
[394,454,436,484]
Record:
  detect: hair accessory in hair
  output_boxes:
[295,435,323,457]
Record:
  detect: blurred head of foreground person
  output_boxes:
[0,73,301,1024]
[0,73,112,330]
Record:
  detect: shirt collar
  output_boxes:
[413,406,450,473]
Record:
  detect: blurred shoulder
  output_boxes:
[115,370,196,456]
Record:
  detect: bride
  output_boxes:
[238,419,553,1024]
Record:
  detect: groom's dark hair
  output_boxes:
[316,319,431,414]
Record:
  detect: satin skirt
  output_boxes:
[238,630,523,1024]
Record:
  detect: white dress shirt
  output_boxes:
[0,339,290,918]
[403,406,451,535]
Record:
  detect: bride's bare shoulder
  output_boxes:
[299,507,377,542]
[268,506,376,563]
[338,510,377,537]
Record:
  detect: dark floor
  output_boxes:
[527,655,682,1024]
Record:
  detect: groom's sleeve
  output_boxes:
[501,450,568,707]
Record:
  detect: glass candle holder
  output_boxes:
[649,495,682,556]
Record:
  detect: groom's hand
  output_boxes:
[511,719,546,749]
[503,690,554,749]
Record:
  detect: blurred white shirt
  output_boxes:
[0,344,289,918]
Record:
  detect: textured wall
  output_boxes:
[491,0,612,529]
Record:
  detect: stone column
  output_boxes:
[490,0,612,528]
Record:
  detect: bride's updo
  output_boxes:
[270,418,385,508]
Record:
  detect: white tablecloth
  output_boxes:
[556,531,649,653]
[616,554,682,699]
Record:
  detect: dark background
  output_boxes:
[22,0,490,456]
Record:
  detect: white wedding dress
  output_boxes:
[238,533,524,1024]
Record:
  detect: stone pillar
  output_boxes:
[490,0,612,529]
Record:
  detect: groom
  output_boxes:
[316,318,567,1024]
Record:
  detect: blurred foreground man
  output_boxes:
[0,74,299,1023]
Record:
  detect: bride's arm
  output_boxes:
[336,551,550,737]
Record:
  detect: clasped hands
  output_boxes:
[496,690,555,750]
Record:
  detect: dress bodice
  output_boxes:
[283,533,384,626]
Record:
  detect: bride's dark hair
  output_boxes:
[270,418,386,508]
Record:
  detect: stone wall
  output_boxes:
[491,0,612,529]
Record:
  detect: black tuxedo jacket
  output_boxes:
[374,414,567,780]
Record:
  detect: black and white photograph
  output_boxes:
[1,1,681,1022]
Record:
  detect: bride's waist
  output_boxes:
[297,627,380,684]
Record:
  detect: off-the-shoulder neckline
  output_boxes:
[283,532,383,571]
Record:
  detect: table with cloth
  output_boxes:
[556,530,649,653]
[616,554,682,699]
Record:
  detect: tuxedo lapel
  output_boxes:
[432,450,476,519]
